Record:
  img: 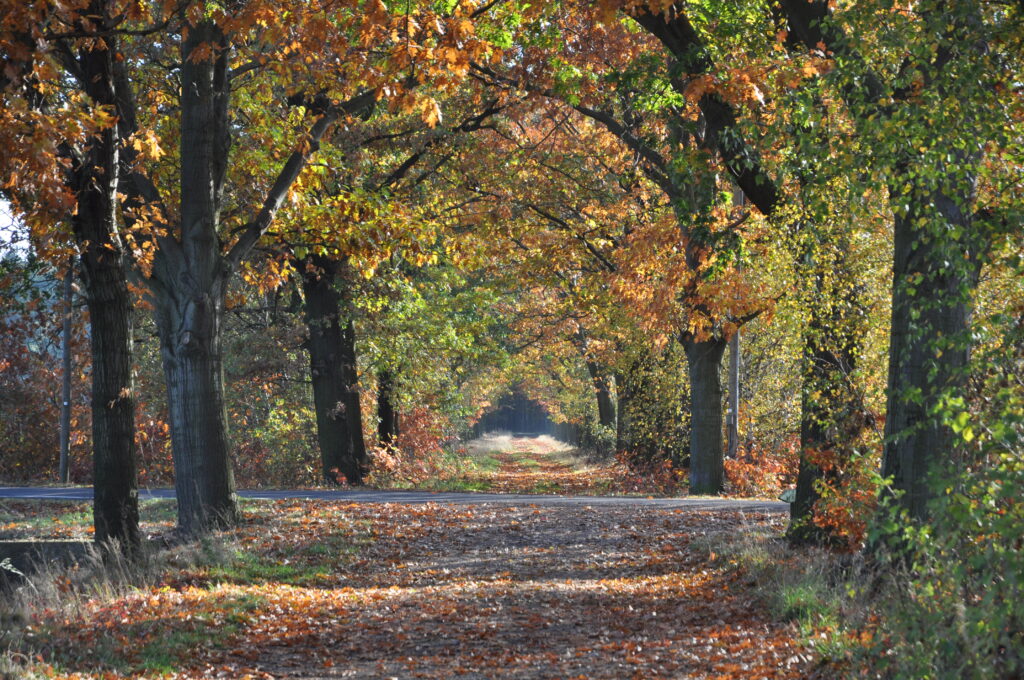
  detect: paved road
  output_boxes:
[0,486,786,512]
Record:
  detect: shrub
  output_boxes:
[724,436,800,498]
[859,367,1024,678]
[365,407,465,487]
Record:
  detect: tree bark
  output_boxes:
[726,330,740,459]
[58,263,73,484]
[614,370,636,455]
[63,5,141,553]
[149,20,238,533]
[154,278,237,532]
[585,361,616,430]
[880,196,980,519]
[684,337,728,495]
[81,242,141,552]
[341,313,367,467]
[300,254,367,484]
[377,369,398,447]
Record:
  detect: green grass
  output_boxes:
[528,481,564,494]
[776,581,837,623]
[134,592,266,673]
[205,528,359,587]
[468,452,502,472]
[0,500,93,538]
[703,527,865,671]
[441,478,492,492]
[0,498,276,540]
[1,502,367,678]
[511,453,542,469]
[208,552,332,586]
[49,591,268,676]
[141,499,180,524]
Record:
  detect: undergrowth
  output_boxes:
[0,500,303,678]
[702,519,875,678]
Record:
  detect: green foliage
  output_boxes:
[861,302,1024,679]
[616,340,689,467]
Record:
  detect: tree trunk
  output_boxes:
[79,222,142,552]
[774,0,989,525]
[377,369,398,447]
[58,263,73,484]
[684,336,727,495]
[789,271,861,542]
[154,280,238,532]
[66,13,141,553]
[614,370,635,455]
[881,194,980,520]
[150,20,238,534]
[300,255,367,484]
[341,313,367,466]
[82,245,141,552]
[585,361,616,429]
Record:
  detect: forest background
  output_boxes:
[1,0,1022,676]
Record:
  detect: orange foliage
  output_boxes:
[612,453,688,496]
[10,501,815,678]
[366,407,458,486]
[724,437,800,498]
[808,447,882,551]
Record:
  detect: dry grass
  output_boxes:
[698,521,883,678]
[0,505,249,679]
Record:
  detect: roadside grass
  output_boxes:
[0,500,368,678]
[1,498,183,540]
[527,480,564,494]
[36,588,268,676]
[701,521,876,677]
[1,500,94,539]
[471,452,503,472]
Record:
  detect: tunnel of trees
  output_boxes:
[1,9,1021,665]
[472,388,555,437]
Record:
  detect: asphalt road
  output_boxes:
[0,486,787,512]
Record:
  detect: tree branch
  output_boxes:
[629,6,782,217]
[225,88,378,270]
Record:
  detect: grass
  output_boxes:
[43,589,268,675]
[700,520,872,676]
[528,480,564,494]
[0,499,365,678]
[471,453,503,472]
[1,500,92,539]
[436,478,492,492]
[0,498,184,540]
[206,550,332,586]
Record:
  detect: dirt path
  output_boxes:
[8,438,802,678]
[199,503,810,679]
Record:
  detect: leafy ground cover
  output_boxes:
[458,434,620,495]
[0,498,815,679]
[371,434,701,497]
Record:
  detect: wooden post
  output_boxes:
[726,329,740,459]
[58,261,74,483]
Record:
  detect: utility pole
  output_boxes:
[725,185,743,459]
[726,329,740,459]
[58,260,74,483]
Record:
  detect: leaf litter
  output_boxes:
[23,501,813,679]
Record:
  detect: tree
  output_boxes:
[299,254,368,484]
[109,0,491,531]
[1,0,142,552]
[472,7,778,492]
[778,0,1019,518]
